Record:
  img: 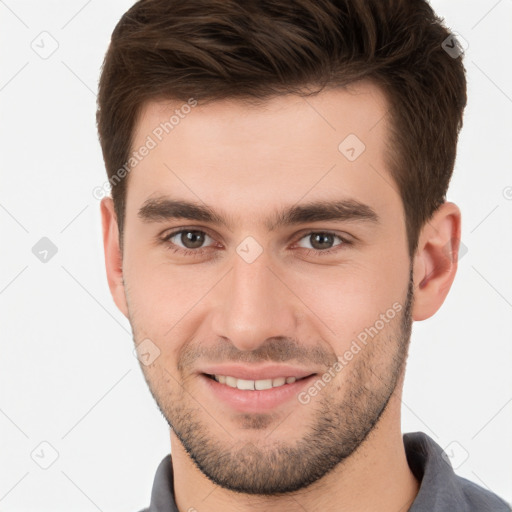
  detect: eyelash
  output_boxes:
[160,228,352,258]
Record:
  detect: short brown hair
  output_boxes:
[96,0,467,257]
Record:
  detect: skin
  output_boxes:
[101,80,461,512]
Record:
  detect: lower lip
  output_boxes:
[200,373,317,413]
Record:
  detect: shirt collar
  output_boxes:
[404,431,468,510]
[147,453,177,512]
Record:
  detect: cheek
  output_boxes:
[124,255,214,347]
[289,261,406,346]
[125,242,200,304]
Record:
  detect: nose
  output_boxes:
[211,246,299,353]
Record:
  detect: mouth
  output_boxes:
[200,372,319,412]
[202,372,316,389]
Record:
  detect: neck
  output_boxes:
[170,389,419,512]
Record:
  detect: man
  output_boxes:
[96,0,510,511]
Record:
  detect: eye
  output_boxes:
[161,229,216,256]
[295,231,351,256]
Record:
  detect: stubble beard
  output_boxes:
[131,267,415,495]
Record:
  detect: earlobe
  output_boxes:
[100,197,129,318]
[411,201,462,321]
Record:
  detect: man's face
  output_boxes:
[119,81,414,494]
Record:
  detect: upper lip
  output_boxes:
[200,364,318,381]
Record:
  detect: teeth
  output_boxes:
[213,375,297,390]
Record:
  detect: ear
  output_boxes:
[100,197,129,318]
[411,201,462,321]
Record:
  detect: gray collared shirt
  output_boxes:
[138,431,511,511]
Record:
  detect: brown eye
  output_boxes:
[297,232,346,251]
[179,230,207,249]
[163,229,214,251]
[309,233,335,250]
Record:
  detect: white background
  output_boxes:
[1,1,511,510]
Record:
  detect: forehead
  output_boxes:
[126,81,397,227]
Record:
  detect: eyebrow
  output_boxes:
[137,196,380,231]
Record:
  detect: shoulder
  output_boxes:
[404,432,511,511]
[456,475,511,511]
